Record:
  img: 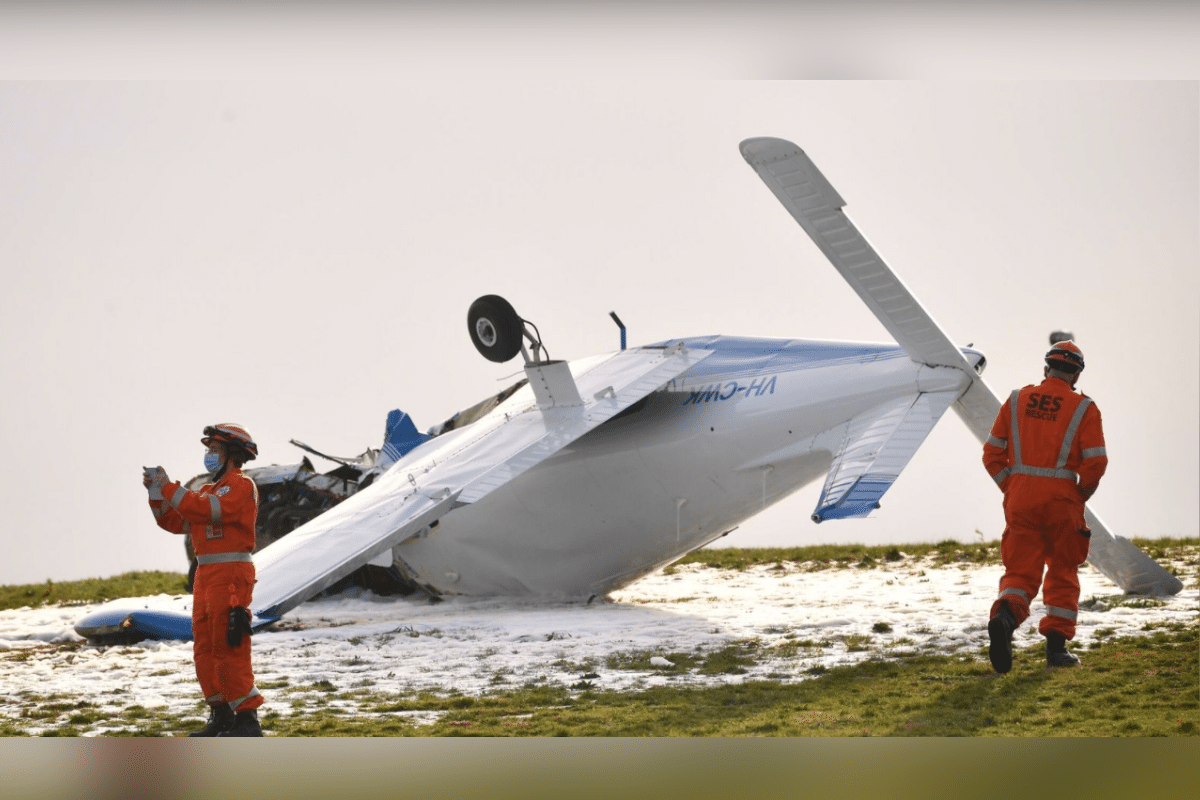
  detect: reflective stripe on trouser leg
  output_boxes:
[207,563,260,714]
[991,585,1032,626]
[228,687,263,713]
[1038,514,1090,640]
[1039,604,1081,640]
[995,523,1047,626]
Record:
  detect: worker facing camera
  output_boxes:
[144,423,265,736]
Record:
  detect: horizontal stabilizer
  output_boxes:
[813,389,959,522]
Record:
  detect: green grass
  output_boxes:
[0,571,188,611]
[2,538,1194,737]
[674,536,1198,574]
[7,622,1185,737]
[271,622,1198,737]
[676,540,1002,572]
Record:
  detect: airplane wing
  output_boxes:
[249,343,712,621]
[814,388,960,522]
[741,136,1182,595]
[74,344,711,641]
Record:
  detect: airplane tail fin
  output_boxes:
[742,137,1182,595]
[377,409,431,472]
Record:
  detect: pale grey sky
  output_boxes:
[1,11,1197,586]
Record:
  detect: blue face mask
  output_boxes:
[204,452,223,473]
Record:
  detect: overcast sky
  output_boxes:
[1,9,1196,586]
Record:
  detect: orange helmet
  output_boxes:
[201,423,258,461]
[1045,340,1085,374]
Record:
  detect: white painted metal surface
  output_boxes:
[391,339,970,596]
[250,344,711,618]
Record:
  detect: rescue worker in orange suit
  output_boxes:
[143,423,264,736]
[982,341,1107,673]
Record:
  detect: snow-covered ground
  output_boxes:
[1,549,1195,735]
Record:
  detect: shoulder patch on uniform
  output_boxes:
[215,486,231,497]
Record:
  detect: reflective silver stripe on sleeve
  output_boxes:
[152,504,170,519]
[993,467,1011,486]
[209,494,221,525]
[999,587,1029,602]
[1081,446,1107,460]
[169,486,188,509]
[206,693,225,704]
[987,435,1008,449]
[1045,605,1078,621]
[196,552,253,565]
[1055,397,1093,468]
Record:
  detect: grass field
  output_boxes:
[1,539,1195,738]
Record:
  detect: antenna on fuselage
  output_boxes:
[609,311,627,350]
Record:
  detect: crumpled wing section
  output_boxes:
[250,344,712,621]
[813,390,959,522]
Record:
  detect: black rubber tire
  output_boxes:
[467,295,524,363]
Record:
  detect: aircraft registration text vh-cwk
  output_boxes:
[75,137,1182,644]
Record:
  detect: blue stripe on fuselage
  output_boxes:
[649,335,910,384]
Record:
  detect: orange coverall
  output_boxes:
[149,468,263,714]
[982,374,1107,639]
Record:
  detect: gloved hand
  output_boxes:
[143,466,168,502]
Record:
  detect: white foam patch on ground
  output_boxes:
[1,551,1195,735]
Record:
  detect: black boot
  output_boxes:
[1046,632,1080,667]
[217,708,263,737]
[188,703,235,737]
[988,600,1017,674]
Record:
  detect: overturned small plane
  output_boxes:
[76,137,1182,643]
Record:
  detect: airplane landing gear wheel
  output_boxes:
[468,295,524,363]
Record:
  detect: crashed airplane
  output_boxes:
[75,137,1183,643]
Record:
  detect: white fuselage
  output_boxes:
[391,335,979,597]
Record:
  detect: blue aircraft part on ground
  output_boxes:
[73,606,194,641]
[73,605,279,641]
